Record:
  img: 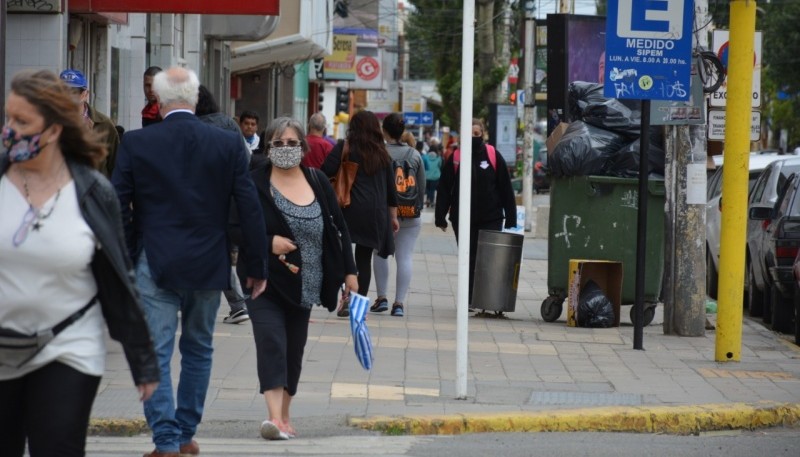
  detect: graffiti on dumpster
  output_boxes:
[554,215,581,249]
[621,189,638,209]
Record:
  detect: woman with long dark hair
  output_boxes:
[322,110,399,315]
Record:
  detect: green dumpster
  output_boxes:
[540,176,665,325]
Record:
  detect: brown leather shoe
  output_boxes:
[143,450,179,457]
[179,440,200,455]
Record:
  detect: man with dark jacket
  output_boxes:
[112,67,269,457]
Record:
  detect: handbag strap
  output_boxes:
[51,296,98,336]
[341,139,350,163]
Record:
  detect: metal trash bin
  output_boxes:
[472,230,524,312]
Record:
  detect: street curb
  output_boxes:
[89,418,149,437]
[349,402,800,435]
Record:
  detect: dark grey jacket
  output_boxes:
[0,155,160,385]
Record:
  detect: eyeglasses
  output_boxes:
[271,139,301,148]
[278,254,300,274]
[13,207,36,247]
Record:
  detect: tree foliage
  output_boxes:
[407,0,511,127]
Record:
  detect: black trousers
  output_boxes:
[0,361,101,457]
[354,243,374,296]
[249,295,311,396]
[451,219,503,305]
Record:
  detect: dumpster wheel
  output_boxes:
[541,296,564,322]
[629,303,657,327]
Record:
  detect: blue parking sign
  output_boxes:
[604,0,693,101]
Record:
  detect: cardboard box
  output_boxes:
[566,259,623,328]
[546,122,570,156]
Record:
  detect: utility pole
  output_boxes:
[716,0,756,362]
[559,0,572,14]
[499,1,512,101]
[522,2,536,232]
[1,0,6,125]
[663,0,708,337]
[456,0,476,400]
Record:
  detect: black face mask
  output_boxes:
[471,136,483,150]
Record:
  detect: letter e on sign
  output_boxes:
[617,0,684,40]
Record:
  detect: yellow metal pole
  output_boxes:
[716,0,757,362]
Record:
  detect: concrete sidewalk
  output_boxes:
[90,221,800,437]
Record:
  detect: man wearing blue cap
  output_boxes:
[60,69,120,177]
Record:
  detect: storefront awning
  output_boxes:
[69,0,279,15]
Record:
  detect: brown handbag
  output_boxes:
[331,140,358,208]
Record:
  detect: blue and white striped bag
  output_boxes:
[348,293,374,370]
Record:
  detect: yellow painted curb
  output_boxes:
[88,418,149,436]
[349,402,800,435]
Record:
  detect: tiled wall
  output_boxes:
[4,13,67,92]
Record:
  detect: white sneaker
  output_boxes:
[260,420,289,440]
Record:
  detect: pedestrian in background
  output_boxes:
[195,85,253,325]
[372,113,426,317]
[141,66,163,127]
[425,144,442,208]
[435,118,517,309]
[236,117,358,440]
[322,110,399,316]
[112,66,269,457]
[59,68,120,178]
[240,110,261,154]
[302,112,333,168]
[0,69,159,457]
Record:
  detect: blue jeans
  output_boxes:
[136,251,221,453]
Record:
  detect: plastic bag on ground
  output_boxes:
[549,121,628,178]
[577,280,615,328]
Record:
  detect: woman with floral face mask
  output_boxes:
[231,117,358,440]
[0,70,159,456]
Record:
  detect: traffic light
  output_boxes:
[336,87,350,114]
[318,91,324,111]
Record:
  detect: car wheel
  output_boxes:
[748,266,764,317]
[706,248,718,299]
[793,284,800,345]
[763,277,773,325]
[771,284,794,334]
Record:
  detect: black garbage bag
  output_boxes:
[549,121,628,177]
[577,280,615,328]
[602,138,667,177]
[568,81,643,138]
[568,81,607,120]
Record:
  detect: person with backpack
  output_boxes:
[371,113,426,317]
[435,118,517,310]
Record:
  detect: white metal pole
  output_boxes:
[456,0,476,400]
[522,10,536,232]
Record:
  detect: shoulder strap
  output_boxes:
[454,145,496,172]
[51,296,97,336]
[485,144,497,170]
[341,139,350,162]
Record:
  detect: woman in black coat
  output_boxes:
[235,117,358,440]
[322,110,399,311]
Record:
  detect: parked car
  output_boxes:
[790,251,800,344]
[749,172,800,333]
[744,157,800,318]
[706,152,787,298]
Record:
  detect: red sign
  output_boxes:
[356,57,380,81]
[69,0,279,15]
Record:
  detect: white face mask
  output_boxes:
[269,146,303,169]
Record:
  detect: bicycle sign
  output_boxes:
[604,0,693,101]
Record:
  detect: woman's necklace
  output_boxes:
[12,164,65,246]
